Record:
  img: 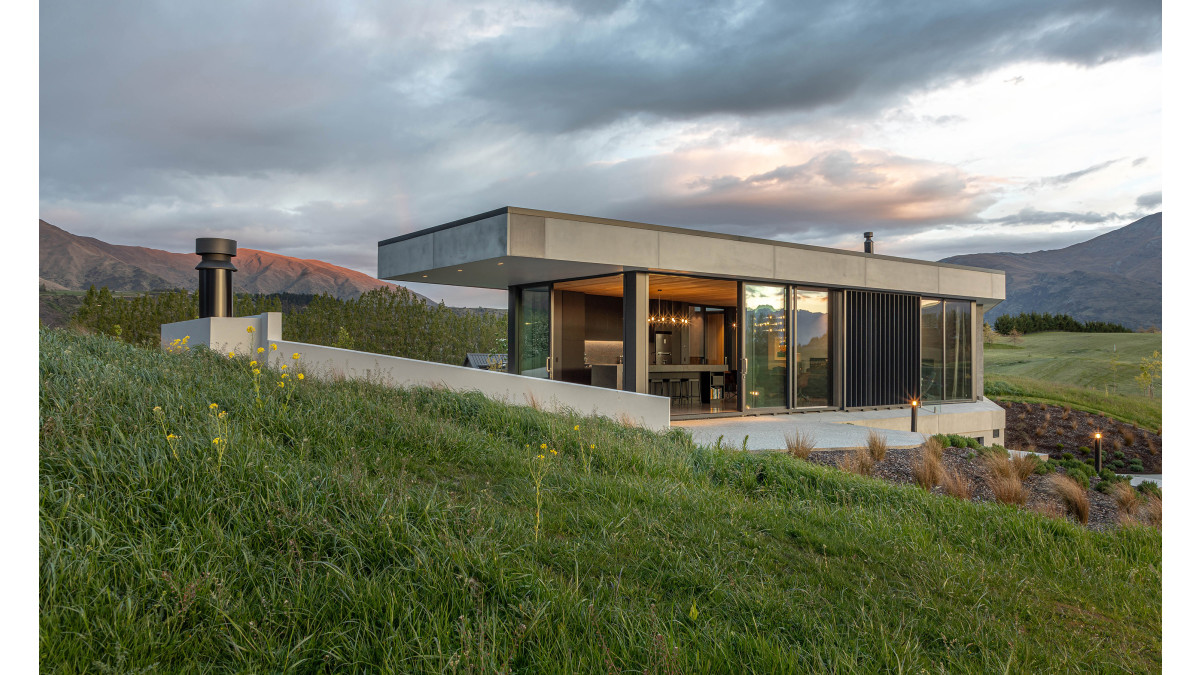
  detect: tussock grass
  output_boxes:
[1050,474,1090,524]
[1146,495,1163,529]
[784,430,816,460]
[911,438,945,491]
[983,454,1027,505]
[1113,483,1140,517]
[1011,453,1040,482]
[942,468,973,501]
[865,429,888,462]
[39,329,1161,672]
[837,446,875,476]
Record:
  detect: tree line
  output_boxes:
[991,312,1131,335]
[71,285,507,365]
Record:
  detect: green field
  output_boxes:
[985,332,1162,430]
[39,329,1161,672]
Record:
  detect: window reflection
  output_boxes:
[793,289,830,407]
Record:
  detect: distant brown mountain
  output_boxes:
[39,219,418,301]
[940,213,1161,329]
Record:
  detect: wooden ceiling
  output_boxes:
[555,274,738,307]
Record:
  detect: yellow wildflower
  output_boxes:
[227,351,234,359]
[252,369,261,375]
[153,406,162,413]
[250,360,257,367]
[208,403,218,410]
[550,449,557,455]
[218,411,227,419]
[590,444,595,449]
[212,437,220,444]
[257,347,265,354]
[281,373,289,379]
[292,353,300,360]
[246,326,255,334]
[281,364,288,370]
[574,425,579,431]
[540,443,547,450]
[297,373,304,380]
[278,382,285,388]
[166,434,177,440]
[270,343,277,351]
[537,454,545,460]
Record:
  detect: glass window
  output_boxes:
[744,284,787,409]
[517,286,550,378]
[945,300,973,400]
[793,289,830,407]
[920,298,944,402]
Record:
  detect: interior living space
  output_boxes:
[377,207,1007,436]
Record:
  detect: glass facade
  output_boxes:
[792,289,831,407]
[945,300,973,400]
[744,284,788,409]
[920,298,943,402]
[920,298,973,402]
[517,286,550,378]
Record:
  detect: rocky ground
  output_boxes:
[806,445,1158,531]
[1000,401,1161,473]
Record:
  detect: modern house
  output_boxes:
[378,207,1006,440]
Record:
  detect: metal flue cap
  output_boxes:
[863,232,874,240]
[195,237,237,257]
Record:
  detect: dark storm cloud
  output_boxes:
[1136,191,1162,209]
[458,0,1161,131]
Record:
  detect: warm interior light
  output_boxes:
[497,262,504,265]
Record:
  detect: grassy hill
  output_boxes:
[40,329,1161,672]
[985,332,1162,430]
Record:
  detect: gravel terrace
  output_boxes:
[803,445,1156,532]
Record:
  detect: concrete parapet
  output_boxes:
[160,314,670,431]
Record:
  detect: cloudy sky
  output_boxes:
[40,0,1161,307]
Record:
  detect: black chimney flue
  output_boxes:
[863,232,874,254]
[195,238,237,318]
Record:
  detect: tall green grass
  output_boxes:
[40,329,1161,672]
[986,376,1161,431]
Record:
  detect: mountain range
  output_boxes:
[940,212,1161,330]
[40,220,406,300]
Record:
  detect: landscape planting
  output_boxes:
[39,328,1161,672]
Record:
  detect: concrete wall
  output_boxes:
[161,314,670,431]
[843,402,1006,447]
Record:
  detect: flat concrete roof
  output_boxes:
[378,207,1006,304]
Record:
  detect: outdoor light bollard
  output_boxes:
[911,400,919,433]
[195,237,238,318]
[1093,433,1103,473]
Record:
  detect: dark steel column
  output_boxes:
[621,272,648,393]
[195,238,237,318]
[507,286,519,374]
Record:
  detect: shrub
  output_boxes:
[866,430,888,462]
[785,430,817,460]
[1049,474,1090,524]
[912,438,945,491]
[1113,451,1126,460]
[1033,461,1051,476]
[1099,468,1116,482]
[942,468,973,500]
[1055,443,1064,450]
[837,447,874,476]
[1128,460,1144,472]
[1066,468,1090,489]
[1136,481,1161,499]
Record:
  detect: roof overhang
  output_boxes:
[378,207,1006,307]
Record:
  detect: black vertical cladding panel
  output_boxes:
[845,290,920,408]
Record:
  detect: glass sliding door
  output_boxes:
[920,298,944,402]
[517,286,550,378]
[744,284,787,409]
[945,300,973,400]
[793,288,831,407]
